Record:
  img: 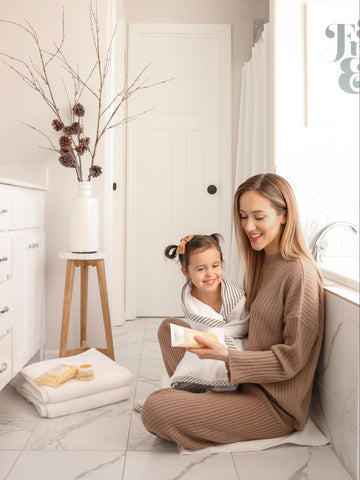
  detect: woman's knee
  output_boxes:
[141,390,170,433]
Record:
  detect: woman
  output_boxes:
[141,173,324,451]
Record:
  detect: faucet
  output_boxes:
[309,221,359,263]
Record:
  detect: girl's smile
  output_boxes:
[182,246,223,309]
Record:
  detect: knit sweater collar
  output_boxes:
[263,252,283,265]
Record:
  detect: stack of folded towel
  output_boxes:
[15,348,133,418]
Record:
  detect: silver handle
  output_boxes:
[0,362,7,373]
[0,256,8,262]
[0,306,9,315]
[0,209,8,214]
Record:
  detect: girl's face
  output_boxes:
[182,246,223,294]
[239,190,286,256]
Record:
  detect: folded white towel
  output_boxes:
[179,418,329,454]
[19,348,133,404]
[16,382,132,418]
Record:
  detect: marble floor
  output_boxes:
[0,318,354,480]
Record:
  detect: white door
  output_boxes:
[126,24,232,317]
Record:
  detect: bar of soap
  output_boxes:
[34,364,78,388]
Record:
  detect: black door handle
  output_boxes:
[207,185,217,195]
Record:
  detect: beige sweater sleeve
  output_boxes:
[227,260,322,385]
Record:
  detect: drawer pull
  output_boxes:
[0,209,8,214]
[0,256,8,262]
[0,362,7,373]
[0,306,9,315]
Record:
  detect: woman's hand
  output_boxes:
[187,336,229,362]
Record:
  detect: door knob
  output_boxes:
[207,185,217,195]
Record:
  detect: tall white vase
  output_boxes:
[70,181,99,253]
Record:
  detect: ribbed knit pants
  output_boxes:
[141,318,294,451]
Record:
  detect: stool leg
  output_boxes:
[96,259,115,360]
[60,260,76,357]
[80,263,89,348]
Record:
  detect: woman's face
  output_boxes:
[239,190,286,256]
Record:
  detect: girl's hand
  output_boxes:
[187,335,229,362]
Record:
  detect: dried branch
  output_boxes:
[0,1,173,182]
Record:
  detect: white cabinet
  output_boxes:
[12,232,45,375]
[0,182,45,389]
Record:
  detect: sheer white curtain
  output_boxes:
[229,23,274,283]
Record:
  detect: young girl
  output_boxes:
[164,234,249,392]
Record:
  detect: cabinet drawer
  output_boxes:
[0,190,11,231]
[0,237,11,278]
[0,329,12,391]
[12,188,44,229]
[0,281,12,332]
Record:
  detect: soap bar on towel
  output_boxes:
[34,364,78,388]
[19,348,133,404]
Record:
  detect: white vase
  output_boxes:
[70,181,99,253]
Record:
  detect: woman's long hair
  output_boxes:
[234,173,322,309]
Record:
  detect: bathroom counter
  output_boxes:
[0,176,48,191]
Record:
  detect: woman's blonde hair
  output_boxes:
[234,173,322,309]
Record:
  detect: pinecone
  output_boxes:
[63,125,73,135]
[73,103,85,117]
[59,152,75,168]
[70,122,83,135]
[52,119,64,131]
[89,165,102,178]
[80,137,90,147]
[75,144,86,156]
[59,135,72,149]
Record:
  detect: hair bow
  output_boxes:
[176,235,194,255]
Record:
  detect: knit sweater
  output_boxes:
[227,253,324,429]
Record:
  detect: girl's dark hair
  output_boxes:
[165,234,223,272]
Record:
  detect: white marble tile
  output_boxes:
[316,293,359,417]
[112,319,147,360]
[141,339,162,360]
[112,320,146,344]
[25,403,131,451]
[0,451,20,480]
[311,382,357,479]
[113,358,140,383]
[0,385,41,449]
[138,358,167,382]
[5,451,126,480]
[133,379,163,405]
[127,412,178,452]
[123,451,239,480]
[312,291,359,478]
[232,445,353,480]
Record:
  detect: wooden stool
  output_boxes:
[59,252,115,360]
